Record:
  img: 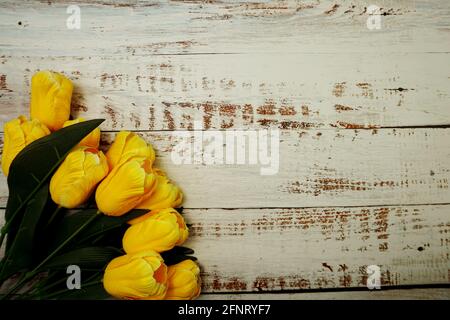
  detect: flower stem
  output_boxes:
[0,231,5,252]
[35,213,99,274]
[1,212,100,300]
[26,276,67,299]
[46,205,63,227]
[37,280,102,300]
[0,149,77,249]
[25,271,101,300]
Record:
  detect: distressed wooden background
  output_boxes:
[0,0,449,299]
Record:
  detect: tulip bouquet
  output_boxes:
[0,71,200,300]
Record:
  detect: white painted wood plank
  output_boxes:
[0,0,448,56]
[184,205,450,292]
[2,204,449,292]
[200,288,450,300]
[0,0,448,297]
[1,53,449,130]
[0,128,449,208]
[137,128,450,208]
[38,289,450,299]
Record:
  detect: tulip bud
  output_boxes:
[106,131,155,170]
[1,115,50,176]
[165,259,201,300]
[63,118,100,148]
[123,208,188,254]
[137,169,183,211]
[95,157,157,216]
[103,251,168,300]
[49,147,109,208]
[30,71,73,131]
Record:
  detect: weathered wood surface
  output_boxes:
[0,1,449,131]
[200,288,450,300]
[1,204,449,292]
[1,0,449,298]
[1,53,450,131]
[182,204,450,292]
[0,0,449,56]
[1,128,450,208]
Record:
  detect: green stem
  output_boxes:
[46,205,63,227]
[0,231,5,252]
[85,273,102,283]
[26,276,67,299]
[28,270,102,300]
[1,212,100,300]
[0,149,77,249]
[0,272,27,299]
[34,213,99,274]
[38,280,102,300]
[32,271,61,293]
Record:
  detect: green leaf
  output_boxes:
[40,246,120,271]
[77,209,148,244]
[161,246,197,266]
[48,209,148,253]
[35,273,109,300]
[162,255,197,266]
[47,209,98,252]
[0,184,49,282]
[4,119,104,250]
[166,246,195,255]
[55,281,109,300]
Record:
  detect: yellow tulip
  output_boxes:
[1,115,50,176]
[103,251,168,300]
[95,157,157,216]
[30,70,73,131]
[137,169,183,210]
[106,131,155,170]
[50,147,109,208]
[165,259,201,300]
[63,118,100,148]
[124,208,188,254]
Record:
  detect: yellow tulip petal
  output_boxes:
[106,131,155,170]
[165,259,201,300]
[50,147,109,208]
[63,118,100,148]
[123,208,188,253]
[95,157,157,216]
[1,116,50,176]
[137,169,183,210]
[30,71,72,131]
[103,251,167,300]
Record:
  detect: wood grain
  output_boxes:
[181,205,450,292]
[0,1,449,131]
[1,53,449,130]
[1,0,449,298]
[0,0,448,56]
[3,287,448,299]
[1,204,449,292]
[199,288,450,299]
[1,128,450,208]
